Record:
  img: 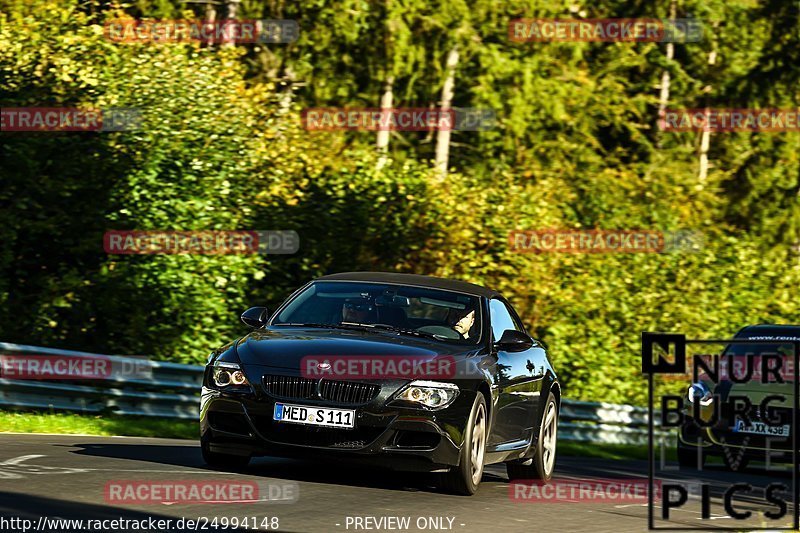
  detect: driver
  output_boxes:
[451,309,476,339]
[341,299,376,324]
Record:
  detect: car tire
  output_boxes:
[506,392,558,483]
[201,436,251,470]
[677,441,706,470]
[440,393,488,496]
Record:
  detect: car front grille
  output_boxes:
[262,375,380,406]
[263,375,316,400]
[319,380,380,404]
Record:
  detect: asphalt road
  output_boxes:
[0,433,794,532]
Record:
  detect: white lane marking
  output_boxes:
[0,456,267,477]
[161,499,263,505]
[0,454,266,477]
[613,503,732,520]
[0,454,46,465]
[613,504,648,509]
[87,468,236,474]
[0,455,89,479]
[0,432,196,441]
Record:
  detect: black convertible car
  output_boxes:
[200,272,560,494]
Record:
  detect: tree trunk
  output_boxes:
[204,1,217,48]
[221,0,240,48]
[376,76,395,170]
[434,46,459,181]
[656,0,676,147]
[377,0,396,170]
[698,48,717,183]
[278,66,297,116]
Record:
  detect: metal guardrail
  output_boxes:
[0,343,660,444]
[0,342,202,419]
[560,400,658,445]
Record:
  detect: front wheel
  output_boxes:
[440,393,487,495]
[677,440,706,470]
[507,392,558,482]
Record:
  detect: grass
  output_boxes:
[558,440,676,461]
[2,410,673,462]
[0,410,197,439]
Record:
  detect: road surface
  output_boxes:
[0,434,794,532]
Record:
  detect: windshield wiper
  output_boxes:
[276,322,372,331]
[278,322,455,341]
[345,322,451,341]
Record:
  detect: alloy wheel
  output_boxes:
[541,400,557,477]
[470,402,487,485]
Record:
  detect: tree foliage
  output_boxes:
[1,0,797,402]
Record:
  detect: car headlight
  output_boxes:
[392,380,459,410]
[212,361,250,389]
[687,381,713,406]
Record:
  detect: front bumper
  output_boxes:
[680,408,794,461]
[200,385,475,471]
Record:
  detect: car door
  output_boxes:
[488,298,545,447]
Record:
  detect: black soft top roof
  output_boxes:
[315,272,499,298]
[735,324,800,340]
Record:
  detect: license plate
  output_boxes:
[734,420,791,437]
[273,403,355,429]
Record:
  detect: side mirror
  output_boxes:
[494,329,533,352]
[241,306,268,328]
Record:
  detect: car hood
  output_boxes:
[235,327,481,371]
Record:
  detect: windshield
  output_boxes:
[716,339,797,382]
[724,343,795,358]
[272,281,483,344]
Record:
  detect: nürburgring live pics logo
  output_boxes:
[642,331,799,530]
